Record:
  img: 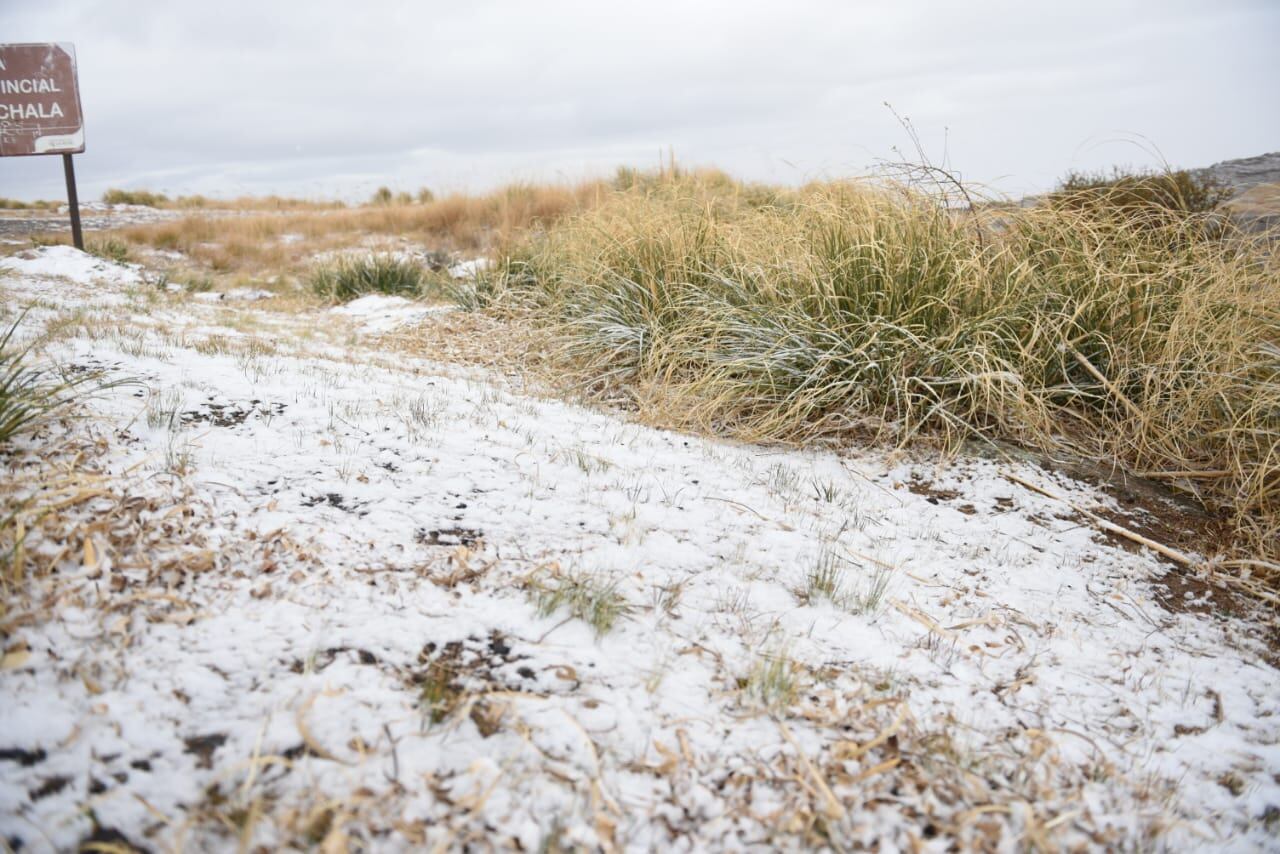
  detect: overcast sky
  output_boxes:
[2,0,1277,202]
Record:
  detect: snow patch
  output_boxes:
[449,257,491,278]
[328,294,451,332]
[192,288,275,302]
[1,245,143,287]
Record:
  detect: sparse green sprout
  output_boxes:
[805,549,849,608]
[811,477,840,503]
[742,649,799,712]
[145,387,184,431]
[764,463,801,498]
[407,393,441,430]
[559,446,611,475]
[175,273,215,293]
[418,659,461,725]
[528,569,629,636]
[858,563,893,616]
[163,434,194,477]
[650,578,686,615]
[804,549,893,616]
[309,254,425,303]
[86,237,130,264]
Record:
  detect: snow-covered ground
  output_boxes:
[1,247,1278,851]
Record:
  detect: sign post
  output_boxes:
[0,43,87,249]
[62,152,84,249]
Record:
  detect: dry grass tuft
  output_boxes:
[526,565,630,636]
[309,254,425,303]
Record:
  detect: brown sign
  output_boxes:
[0,43,85,157]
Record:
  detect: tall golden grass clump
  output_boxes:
[469,173,1280,581]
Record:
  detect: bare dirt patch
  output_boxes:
[182,399,286,428]
[417,526,483,547]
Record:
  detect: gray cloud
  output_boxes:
[1,0,1276,201]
